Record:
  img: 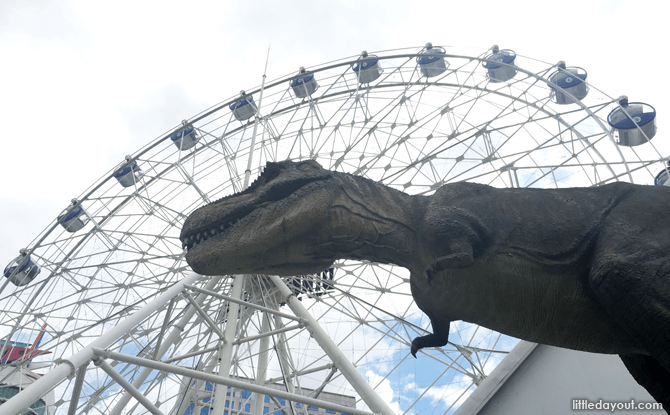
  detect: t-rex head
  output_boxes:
[180,159,337,276]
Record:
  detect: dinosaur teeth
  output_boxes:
[185,217,243,249]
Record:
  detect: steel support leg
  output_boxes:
[274,314,294,393]
[268,275,394,415]
[65,363,89,415]
[253,312,271,415]
[273,314,298,415]
[212,274,246,415]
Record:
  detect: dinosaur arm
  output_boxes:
[411,316,451,357]
[411,333,449,357]
[424,241,474,283]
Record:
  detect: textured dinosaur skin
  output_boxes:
[181,160,670,410]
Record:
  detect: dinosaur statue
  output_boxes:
[181,159,670,411]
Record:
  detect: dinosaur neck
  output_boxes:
[322,174,427,271]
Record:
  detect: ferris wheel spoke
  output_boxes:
[318,295,411,354]
[521,131,615,188]
[3,46,663,415]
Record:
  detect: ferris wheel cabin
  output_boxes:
[607,97,657,147]
[655,168,670,186]
[171,126,200,151]
[114,158,143,188]
[57,202,88,233]
[230,91,257,121]
[3,253,40,287]
[417,43,449,78]
[483,46,517,83]
[352,51,383,84]
[290,67,319,98]
[548,62,589,104]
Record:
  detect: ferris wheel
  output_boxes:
[0,44,663,415]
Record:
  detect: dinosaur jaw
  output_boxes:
[180,160,331,250]
[182,181,336,276]
[180,196,261,253]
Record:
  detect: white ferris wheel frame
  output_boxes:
[0,44,664,415]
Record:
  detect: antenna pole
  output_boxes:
[212,45,272,415]
[243,45,271,189]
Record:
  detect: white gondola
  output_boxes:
[3,252,40,286]
[417,43,449,78]
[57,201,88,232]
[352,51,383,84]
[548,62,589,104]
[171,126,200,150]
[230,91,257,121]
[655,168,670,186]
[114,157,143,188]
[483,45,517,83]
[290,67,319,98]
[607,97,657,147]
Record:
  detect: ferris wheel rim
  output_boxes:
[0,44,664,415]
[11,47,657,256]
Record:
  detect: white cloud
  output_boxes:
[421,373,476,411]
[365,370,403,415]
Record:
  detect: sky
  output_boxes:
[0,0,667,412]
[2,0,668,265]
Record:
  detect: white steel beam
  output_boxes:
[273,314,298,415]
[235,323,304,345]
[65,363,88,415]
[93,358,165,415]
[109,274,222,415]
[0,271,205,415]
[183,291,226,340]
[311,366,338,400]
[173,353,220,415]
[265,364,334,385]
[185,285,304,322]
[162,345,221,364]
[268,275,394,415]
[92,348,377,415]
[212,274,246,415]
[253,312,271,415]
[152,297,176,360]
